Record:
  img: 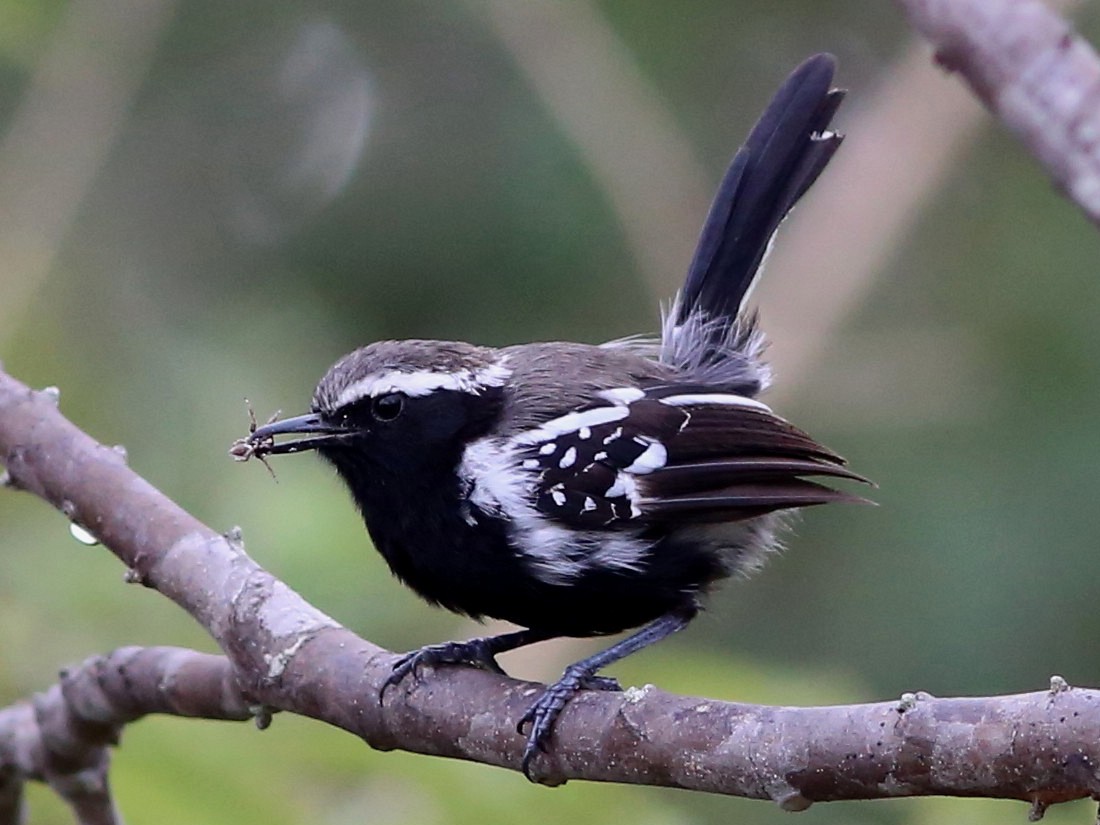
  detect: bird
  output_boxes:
[235,52,867,779]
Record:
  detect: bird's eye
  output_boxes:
[371,393,404,422]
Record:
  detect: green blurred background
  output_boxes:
[4,0,1100,822]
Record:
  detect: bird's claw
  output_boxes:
[518,667,622,779]
[380,638,508,702]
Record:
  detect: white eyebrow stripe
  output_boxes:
[334,363,512,407]
[656,393,771,412]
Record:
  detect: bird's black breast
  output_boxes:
[316,381,723,636]
[352,469,720,636]
[358,477,533,620]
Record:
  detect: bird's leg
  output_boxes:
[382,627,555,699]
[518,604,698,779]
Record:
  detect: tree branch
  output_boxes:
[896,0,1100,225]
[4,363,1100,817]
[0,647,249,825]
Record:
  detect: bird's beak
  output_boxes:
[242,412,350,456]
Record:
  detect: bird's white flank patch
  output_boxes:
[458,436,651,583]
[334,362,512,407]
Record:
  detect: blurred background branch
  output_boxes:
[0,0,176,347]
[478,0,712,303]
[897,0,1100,222]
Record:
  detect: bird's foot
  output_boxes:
[381,638,507,701]
[517,665,622,779]
[579,674,620,692]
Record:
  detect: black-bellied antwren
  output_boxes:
[234,53,868,779]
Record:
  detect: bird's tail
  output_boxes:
[661,54,844,392]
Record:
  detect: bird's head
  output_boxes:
[242,340,510,484]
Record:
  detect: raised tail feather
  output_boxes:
[674,54,844,334]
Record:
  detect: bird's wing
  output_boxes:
[511,385,868,529]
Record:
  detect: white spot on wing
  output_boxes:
[625,441,667,473]
[605,474,628,498]
[603,468,643,520]
[514,405,630,445]
[598,387,644,404]
[559,446,577,469]
[658,393,771,412]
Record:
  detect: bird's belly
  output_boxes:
[372,518,728,637]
